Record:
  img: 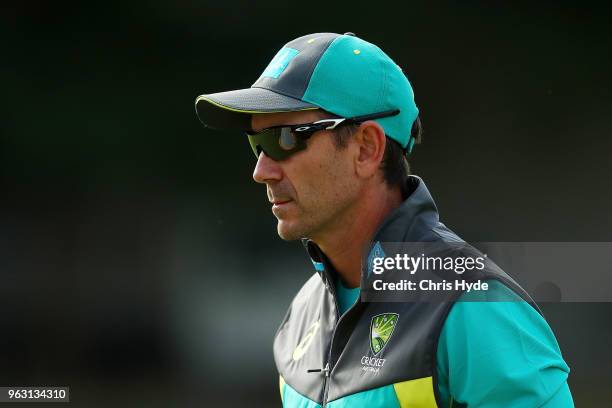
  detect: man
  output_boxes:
[195,32,573,407]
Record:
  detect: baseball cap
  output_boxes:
[195,32,419,151]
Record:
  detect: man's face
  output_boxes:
[252,110,362,241]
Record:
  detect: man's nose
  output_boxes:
[253,151,283,184]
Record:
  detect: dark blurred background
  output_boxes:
[2,1,611,406]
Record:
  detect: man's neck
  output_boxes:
[314,184,403,288]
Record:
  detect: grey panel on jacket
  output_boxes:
[273,273,335,403]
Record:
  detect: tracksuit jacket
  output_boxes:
[273,175,542,407]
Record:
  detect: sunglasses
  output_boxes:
[246,109,400,161]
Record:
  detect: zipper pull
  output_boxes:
[307,362,330,377]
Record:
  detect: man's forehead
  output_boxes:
[251,109,331,132]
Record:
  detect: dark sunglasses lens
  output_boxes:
[247,133,262,158]
[278,128,298,151]
[247,127,304,161]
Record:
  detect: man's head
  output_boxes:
[251,108,403,240]
[195,32,420,240]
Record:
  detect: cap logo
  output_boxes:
[261,47,299,79]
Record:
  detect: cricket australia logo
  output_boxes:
[361,313,399,374]
[370,313,399,355]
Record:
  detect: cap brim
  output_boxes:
[195,87,318,131]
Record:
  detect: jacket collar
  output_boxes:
[303,175,440,286]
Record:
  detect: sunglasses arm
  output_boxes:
[311,118,349,130]
[312,109,401,130]
[349,109,400,123]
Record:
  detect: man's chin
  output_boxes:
[276,220,306,241]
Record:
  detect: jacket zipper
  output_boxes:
[321,281,362,407]
[308,239,366,407]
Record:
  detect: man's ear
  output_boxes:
[353,121,386,179]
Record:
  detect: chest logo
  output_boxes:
[370,313,399,356]
[292,320,320,361]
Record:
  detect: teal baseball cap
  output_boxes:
[195,32,420,151]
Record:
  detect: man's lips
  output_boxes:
[271,199,292,206]
[271,199,293,217]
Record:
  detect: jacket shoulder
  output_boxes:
[289,272,325,310]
